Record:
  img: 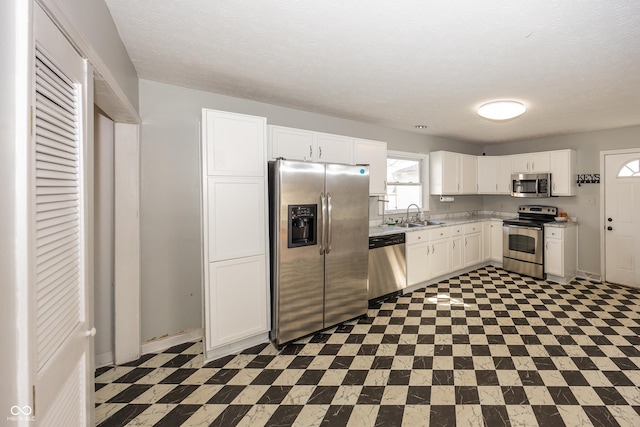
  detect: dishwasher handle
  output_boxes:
[369,233,406,249]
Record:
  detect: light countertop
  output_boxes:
[369,213,513,237]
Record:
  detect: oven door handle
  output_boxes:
[504,224,543,231]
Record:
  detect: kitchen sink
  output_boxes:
[396,220,446,228]
[411,220,446,226]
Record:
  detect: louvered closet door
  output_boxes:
[33,4,91,426]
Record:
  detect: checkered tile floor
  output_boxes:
[95,266,640,426]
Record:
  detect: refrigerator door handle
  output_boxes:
[320,192,326,255]
[326,192,333,254]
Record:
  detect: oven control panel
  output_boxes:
[518,205,558,216]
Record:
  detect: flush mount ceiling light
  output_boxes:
[477,100,526,121]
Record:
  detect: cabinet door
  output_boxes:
[511,154,530,173]
[430,239,451,278]
[498,156,513,194]
[269,125,315,162]
[464,232,482,267]
[491,221,504,261]
[442,152,460,194]
[207,256,268,348]
[204,110,266,176]
[545,239,563,276]
[530,152,551,172]
[478,156,498,194]
[550,150,576,196]
[460,154,478,194]
[482,222,492,261]
[407,242,430,286]
[354,139,387,195]
[207,177,266,261]
[316,132,354,164]
[451,236,463,271]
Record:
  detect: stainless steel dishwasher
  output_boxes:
[368,233,407,301]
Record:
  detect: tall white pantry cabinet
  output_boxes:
[200,109,270,362]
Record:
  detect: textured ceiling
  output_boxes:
[104,0,640,144]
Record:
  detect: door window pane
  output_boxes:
[618,159,640,177]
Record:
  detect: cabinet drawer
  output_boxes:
[464,223,482,234]
[406,230,429,245]
[451,226,464,236]
[546,228,563,239]
[429,227,451,241]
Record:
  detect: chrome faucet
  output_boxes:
[406,204,421,223]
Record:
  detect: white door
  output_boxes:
[33,5,92,425]
[604,151,640,287]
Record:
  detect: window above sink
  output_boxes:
[384,151,430,214]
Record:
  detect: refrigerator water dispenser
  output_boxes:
[288,204,317,247]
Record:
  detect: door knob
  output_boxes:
[608,218,613,222]
[607,226,613,231]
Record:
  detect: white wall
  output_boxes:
[483,125,640,276]
[138,79,480,342]
[46,0,138,113]
[94,111,115,363]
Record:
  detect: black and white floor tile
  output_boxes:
[95,266,640,426]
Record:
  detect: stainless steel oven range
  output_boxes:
[503,205,558,279]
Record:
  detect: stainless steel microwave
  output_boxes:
[511,173,551,198]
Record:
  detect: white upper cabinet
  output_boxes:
[478,156,498,194]
[498,156,513,194]
[315,132,354,164]
[269,126,315,162]
[269,125,353,164]
[478,155,512,195]
[550,149,577,196]
[461,154,478,194]
[353,138,388,195]
[512,152,551,173]
[204,110,266,176]
[430,151,477,195]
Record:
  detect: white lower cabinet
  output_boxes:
[451,226,464,271]
[429,228,451,278]
[464,223,482,267]
[406,230,430,286]
[407,227,451,285]
[483,220,504,262]
[544,225,577,283]
[207,256,268,348]
[451,235,464,271]
[405,219,505,287]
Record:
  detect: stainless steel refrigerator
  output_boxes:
[268,159,370,346]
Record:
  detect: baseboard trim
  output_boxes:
[577,270,602,283]
[95,351,114,368]
[203,332,270,364]
[141,328,203,355]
